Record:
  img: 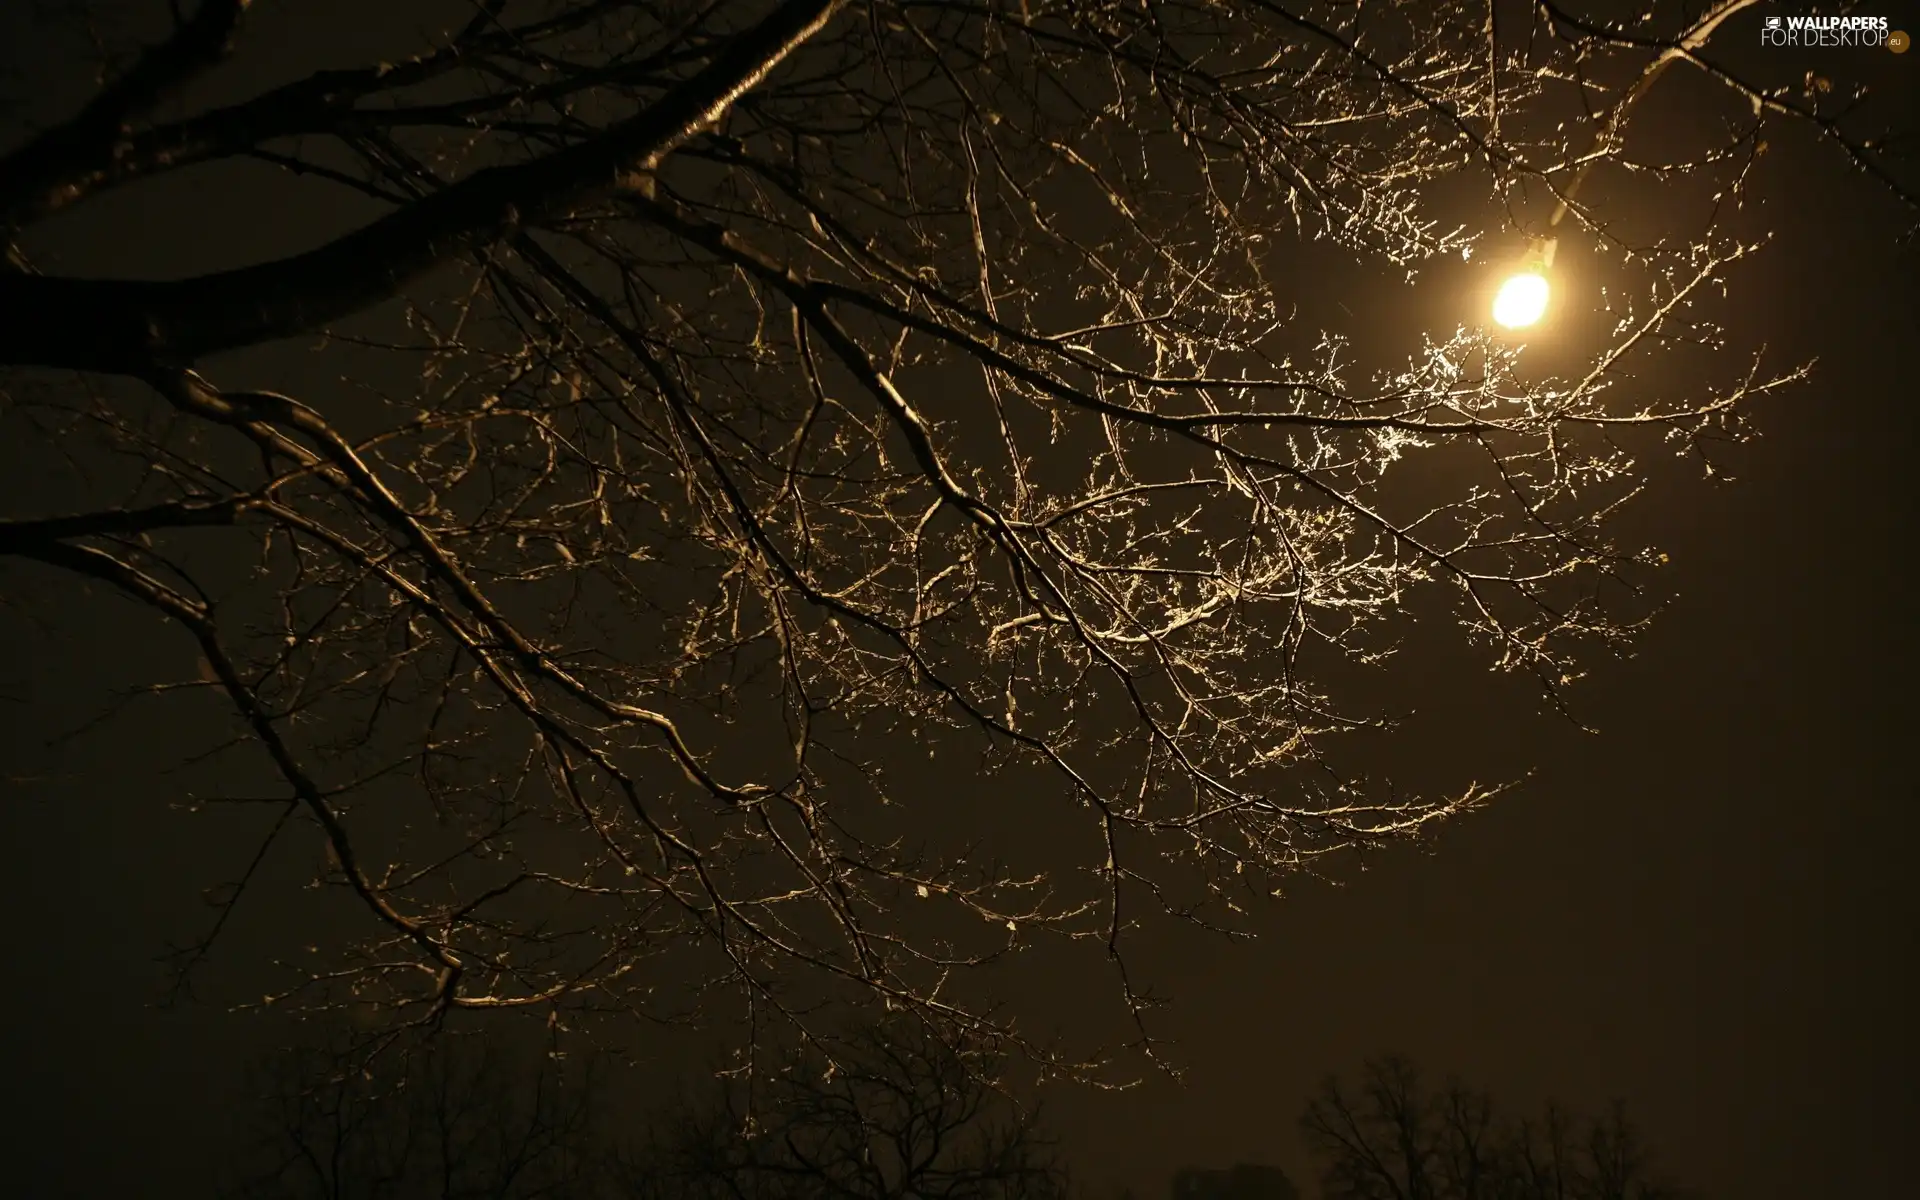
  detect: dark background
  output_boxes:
[2,4,1915,1196]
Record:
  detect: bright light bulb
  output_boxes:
[1492,271,1550,328]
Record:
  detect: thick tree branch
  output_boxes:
[14,3,720,227]
[0,496,257,553]
[0,0,845,375]
[0,0,253,231]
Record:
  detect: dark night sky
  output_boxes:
[1038,49,1920,1195]
[1,4,1916,1197]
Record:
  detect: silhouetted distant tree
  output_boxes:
[2,1,1911,1064]
[631,1018,1068,1200]
[223,1030,614,1199]
[1301,1056,1684,1200]
[226,1015,1064,1200]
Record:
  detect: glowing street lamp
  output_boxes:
[1492,235,1556,329]
[1472,2,1742,332]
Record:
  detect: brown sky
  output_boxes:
[1,4,1915,1197]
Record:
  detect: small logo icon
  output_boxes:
[1891,29,1911,53]
[1765,16,1781,29]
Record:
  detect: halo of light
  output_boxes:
[1492,271,1550,328]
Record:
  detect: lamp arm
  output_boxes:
[1546,0,1761,229]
